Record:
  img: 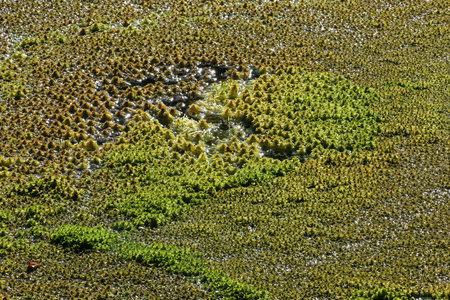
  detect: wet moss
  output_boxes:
[350,287,447,300]
[51,224,118,252]
[0,0,449,298]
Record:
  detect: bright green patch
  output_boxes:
[0,236,27,257]
[118,242,269,299]
[103,117,300,229]
[51,224,119,252]
[101,67,381,229]
[51,225,269,299]
[224,67,382,157]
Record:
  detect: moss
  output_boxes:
[8,175,78,200]
[18,37,41,49]
[0,236,27,257]
[50,224,269,298]
[350,287,446,300]
[224,68,382,157]
[83,139,99,151]
[1,0,449,298]
[51,225,119,252]
[117,241,269,299]
[12,87,26,99]
[228,83,239,99]
[0,156,14,167]
[224,158,300,189]
[90,22,109,33]
[103,117,302,229]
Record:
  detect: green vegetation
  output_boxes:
[51,225,119,252]
[0,0,448,298]
[100,68,381,231]
[213,68,381,157]
[51,224,268,299]
[351,287,447,300]
[102,112,304,229]
[118,241,269,300]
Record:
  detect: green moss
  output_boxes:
[51,224,119,252]
[102,68,382,229]
[12,87,27,99]
[90,22,109,33]
[0,236,27,257]
[384,80,430,91]
[224,157,300,189]
[0,222,9,237]
[0,210,12,223]
[8,175,79,201]
[102,116,304,229]
[29,225,49,238]
[50,224,268,299]
[0,0,449,298]
[117,241,269,299]
[350,287,446,300]
[18,37,41,49]
[225,68,382,157]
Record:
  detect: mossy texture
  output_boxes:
[350,287,446,300]
[0,0,449,298]
[224,68,381,157]
[50,224,268,299]
[51,225,119,252]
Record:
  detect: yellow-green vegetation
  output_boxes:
[51,225,119,252]
[51,224,268,299]
[350,288,446,300]
[118,241,269,299]
[102,117,301,230]
[196,68,382,158]
[0,0,449,298]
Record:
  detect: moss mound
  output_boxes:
[51,225,119,252]
[202,67,382,158]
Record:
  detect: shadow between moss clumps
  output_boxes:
[51,224,269,300]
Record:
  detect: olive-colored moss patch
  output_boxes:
[51,224,268,299]
[100,67,381,230]
[0,0,449,298]
[350,287,447,300]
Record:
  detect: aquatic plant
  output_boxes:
[350,287,447,300]
[51,224,119,252]
[0,0,449,298]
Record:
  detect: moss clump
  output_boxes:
[224,68,382,158]
[228,83,239,99]
[181,69,381,161]
[0,156,15,167]
[102,118,301,229]
[51,223,269,299]
[90,22,109,33]
[118,241,269,299]
[350,287,446,300]
[82,138,99,151]
[18,37,41,49]
[7,175,79,201]
[12,87,26,100]
[51,225,119,252]
[0,237,27,256]
[223,158,300,189]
